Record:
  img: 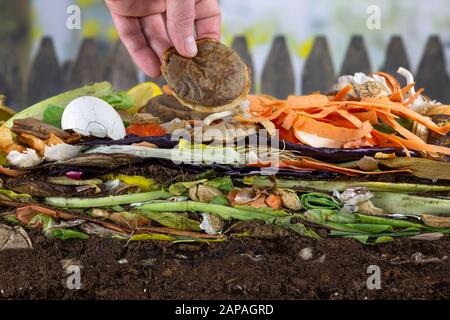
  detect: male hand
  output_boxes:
[105,0,221,77]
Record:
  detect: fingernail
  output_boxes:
[183,36,197,57]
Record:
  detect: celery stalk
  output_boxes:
[45,191,172,208]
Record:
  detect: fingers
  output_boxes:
[166,0,197,57]
[105,0,165,17]
[110,13,161,77]
[139,14,172,63]
[195,0,221,41]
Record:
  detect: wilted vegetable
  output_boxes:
[199,213,224,235]
[189,184,222,202]
[371,192,450,216]
[278,189,302,211]
[301,192,342,210]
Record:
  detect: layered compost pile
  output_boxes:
[1,40,450,245]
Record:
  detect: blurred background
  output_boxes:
[1,0,449,109]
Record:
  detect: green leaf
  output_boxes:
[336,234,394,245]
[169,179,208,196]
[274,216,321,239]
[137,210,201,231]
[355,214,426,229]
[330,230,420,238]
[110,205,126,212]
[102,91,135,111]
[301,193,342,210]
[2,215,22,225]
[0,189,33,202]
[43,104,65,128]
[373,116,413,134]
[375,236,394,244]
[137,201,288,222]
[210,195,230,206]
[303,209,355,224]
[343,223,393,234]
[129,233,176,242]
[50,229,89,240]
[28,214,53,229]
[205,176,234,192]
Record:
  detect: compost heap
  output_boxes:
[1,44,450,245]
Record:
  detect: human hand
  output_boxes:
[105,0,221,77]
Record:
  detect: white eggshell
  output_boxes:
[61,96,126,140]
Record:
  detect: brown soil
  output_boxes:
[1,231,449,300]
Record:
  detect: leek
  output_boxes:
[371,192,450,216]
[45,191,173,208]
[243,176,450,193]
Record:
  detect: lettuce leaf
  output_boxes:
[102,91,135,111]
[43,104,65,128]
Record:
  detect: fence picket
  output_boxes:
[416,36,450,103]
[381,36,410,86]
[66,38,103,90]
[26,37,63,106]
[232,36,255,93]
[302,36,335,94]
[0,35,449,110]
[340,35,371,76]
[261,35,295,98]
[0,39,22,109]
[103,41,138,90]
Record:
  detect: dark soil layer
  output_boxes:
[1,232,449,300]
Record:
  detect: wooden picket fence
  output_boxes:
[0,34,449,111]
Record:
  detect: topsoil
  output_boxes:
[0,231,449,300]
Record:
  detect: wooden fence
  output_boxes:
[0,34,449,111]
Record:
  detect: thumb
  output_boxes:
[166,0,197,57]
